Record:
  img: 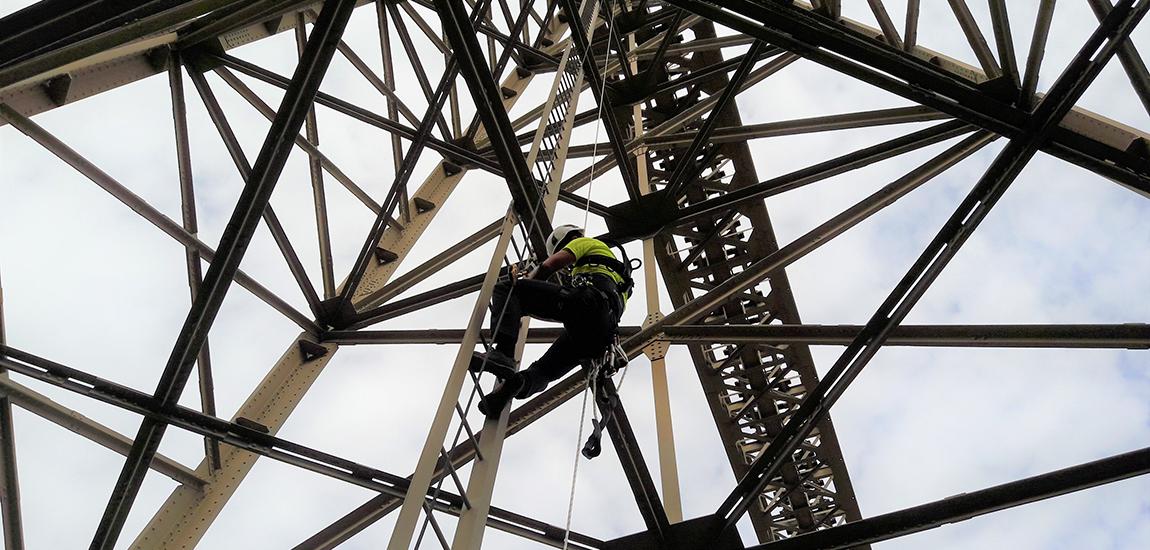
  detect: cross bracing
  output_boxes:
[0,0,1149,549]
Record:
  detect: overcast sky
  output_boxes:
[2,1,1149,549]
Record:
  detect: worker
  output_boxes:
[472,224,632,418]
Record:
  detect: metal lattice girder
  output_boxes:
[499,127,999,500]
[716,0,1150,532]
[554,8,867,539]
[2,0,1150,548]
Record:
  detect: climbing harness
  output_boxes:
[573,242,641,298]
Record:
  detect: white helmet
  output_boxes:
[546,224,583,256]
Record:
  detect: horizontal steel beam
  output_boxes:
[0,0,187,69]
[0,0,246,88]
[326,324,1150,349]
[640,105,949,150]
[662,323,1150,348]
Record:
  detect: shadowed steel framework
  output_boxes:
[1,0,1149,549]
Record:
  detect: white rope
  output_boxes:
[563,342,636,549]
[564,4,623,547]
[562,364,597,550]
[582,1,618,233]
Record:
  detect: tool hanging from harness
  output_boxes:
[580,339,628,459]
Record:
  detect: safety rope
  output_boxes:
[564,2,619,548]
[580,0,617,232]
[416,5,592,544]
[562,362,596,550]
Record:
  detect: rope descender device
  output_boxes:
[580,338,628,459]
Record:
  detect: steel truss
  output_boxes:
[1,0,1149,549]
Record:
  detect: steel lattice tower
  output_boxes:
[1,1,1149,549]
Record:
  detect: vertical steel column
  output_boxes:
[987,0,1020,87]
[89,2,357,547]
[0,270,25,550]
[630,20,682,524]
[637,141,683,526]
[168,50,221,471]
[904,0,920,51]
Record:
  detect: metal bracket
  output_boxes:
[642,313,670,361]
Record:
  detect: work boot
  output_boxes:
[478,372,525,418]
[469,349,517,379]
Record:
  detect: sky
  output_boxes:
[1,1,1149,549]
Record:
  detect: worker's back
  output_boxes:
[564,236,631,304]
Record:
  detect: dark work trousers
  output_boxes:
[489,277,618,397]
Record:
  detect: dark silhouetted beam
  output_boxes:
[753,446,1150,550]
